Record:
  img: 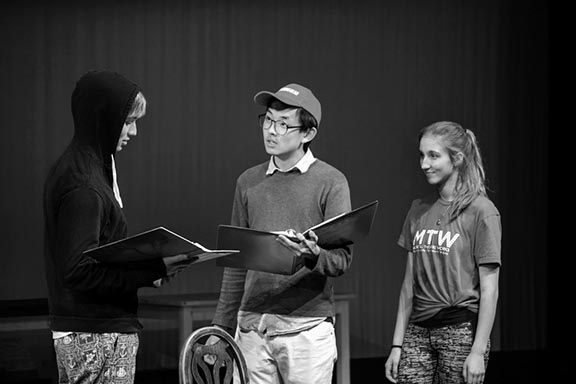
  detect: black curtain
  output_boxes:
[0,0,547,357]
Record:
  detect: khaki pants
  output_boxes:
[235,320,337,384]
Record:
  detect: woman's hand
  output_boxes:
[463,351,486,384]
[385,348,401,383]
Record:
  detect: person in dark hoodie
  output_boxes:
[43,70,191,384]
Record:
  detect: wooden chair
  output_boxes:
[179,326,250,384]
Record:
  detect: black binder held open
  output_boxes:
[216,200,379,275]
[84,227,239,264]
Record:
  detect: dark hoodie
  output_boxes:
[43,70,166,333]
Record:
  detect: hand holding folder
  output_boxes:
[216,200,379,275]
[275,229,321,265]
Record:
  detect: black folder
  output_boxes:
[84,227,239,264]
[216,200,379,275]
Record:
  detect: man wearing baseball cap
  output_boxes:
[212,83,353,384]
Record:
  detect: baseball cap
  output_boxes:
[254,83,321,126]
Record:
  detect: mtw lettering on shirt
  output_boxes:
[413,229,460,256]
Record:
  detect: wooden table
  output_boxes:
[139,292,354,384]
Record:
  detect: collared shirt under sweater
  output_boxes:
[212,150,353,335]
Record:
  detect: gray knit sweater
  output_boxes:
[212,158,353,331]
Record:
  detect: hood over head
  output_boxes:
[71,70,140,161]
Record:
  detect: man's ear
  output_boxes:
[302,127,317,143]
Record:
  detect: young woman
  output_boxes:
[385,121,501,384]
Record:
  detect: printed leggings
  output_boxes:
[53,332,139,384]
[397,322,490,384]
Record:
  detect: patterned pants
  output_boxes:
[53,332,139,384]
[397,322,490,384]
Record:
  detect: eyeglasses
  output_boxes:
[258,114,302,136]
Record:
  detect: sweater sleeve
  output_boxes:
[212,180,248,332]
[308,173,354,276]
[55,187,166,295]
[211,267,247,332]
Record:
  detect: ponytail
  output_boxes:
[420,121,487,221]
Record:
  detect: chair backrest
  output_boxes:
[179,326,249,384]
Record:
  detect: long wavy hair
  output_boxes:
[419,121,487,221]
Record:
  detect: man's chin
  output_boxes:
[264,147,281,156]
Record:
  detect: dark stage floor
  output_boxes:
[2,349,548,383]
[137,349,549,384]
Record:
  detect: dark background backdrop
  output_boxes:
[0,0,547,361]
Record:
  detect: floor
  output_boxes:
[136,350,550,384]
[351,350,550,384]
[1,349,550,383]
